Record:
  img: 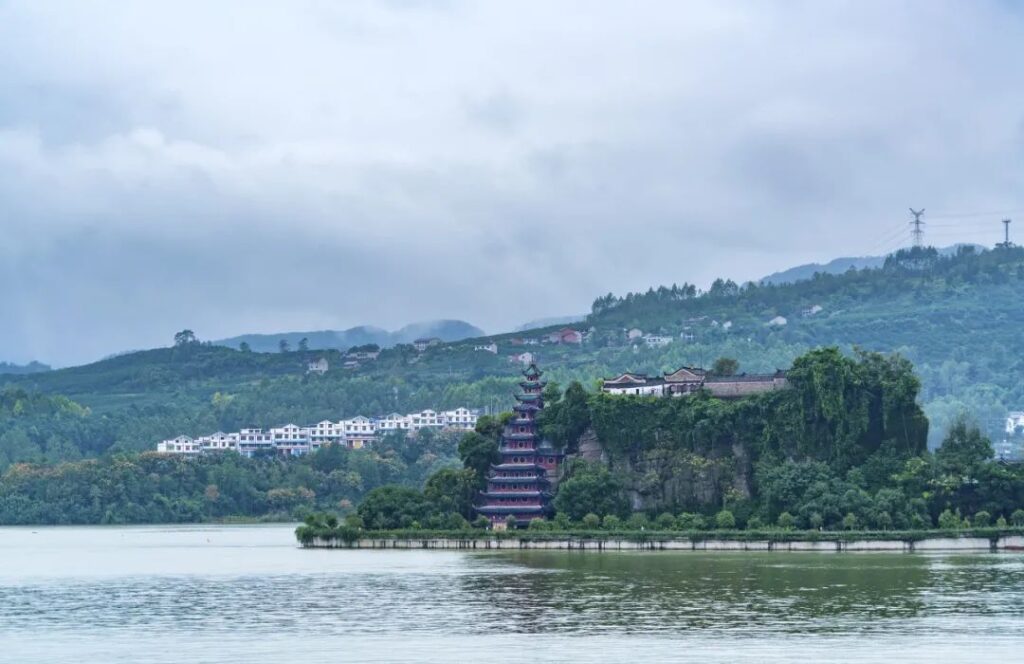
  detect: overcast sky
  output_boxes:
[3,1,1024,366]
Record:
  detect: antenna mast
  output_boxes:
[909,208,925,248]
[1000,218,1012,248]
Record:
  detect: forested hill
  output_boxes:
[2,244,1024,470]
[584,245,1024,440]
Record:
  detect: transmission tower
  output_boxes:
[1000,218,1012,248]
[909,208,925,247]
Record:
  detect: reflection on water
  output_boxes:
[1,525,1023,663]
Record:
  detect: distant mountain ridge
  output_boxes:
[514,315,585,332]
[213,319,485,353]
[0,361,51,376]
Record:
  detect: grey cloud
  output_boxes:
[2,1,1024,366]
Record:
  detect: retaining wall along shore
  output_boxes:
[302,534,1024,552]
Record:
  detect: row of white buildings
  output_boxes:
[156,407,480,457]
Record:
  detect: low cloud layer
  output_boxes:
[3,1,1024,365]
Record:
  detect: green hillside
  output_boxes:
[2,244,1023,471]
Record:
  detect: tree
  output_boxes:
[238,342,251,353]
[298,337,309,352]
[656,512,676,529]
[1012,509,1024,527]
[278,339,290,353]
[715,510,736,529]
[938,508,961,530]
[356,486,430,530]
[936,416,993,474]
[676,513,706,530]
[423,468,478,520]
[777,512,796,530]
[505,515,518,529]
[553,462,630,521]
[973,510,992,527]
[457,432,500,489]
[711,357,739,377]
[173,330,197,347]
[582,513,601,529]
[601,514,622,530]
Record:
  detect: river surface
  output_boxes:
[2,525,1023,663]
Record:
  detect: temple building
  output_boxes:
[476,363,563,528]
[602,366,787,399]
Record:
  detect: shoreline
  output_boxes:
[301,533,1024,552]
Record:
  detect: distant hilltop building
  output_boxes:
[602,366,788,399]
[306,357,329,375]
[509,351,536,366]
[1007,412,1024,435]
[156,407,480,457]
[413,337,442,352]
[545,327,583,344]
[476,363,563,529]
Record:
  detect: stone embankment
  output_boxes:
[303,535,1024,552]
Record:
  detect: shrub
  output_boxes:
[581,513,601,529]
[528,517,548,530]
[715,510,736,529]
[996,516,1008,528]
[676,512,706,530]
[626,513,650,530]
[444,513,470,530]
[553,513,572,530]
[472,515,490,529]
[746,515,764,530]
[505,515,518,529]
[602,514,622,530]
[938,508,960,530]
[973,510,992,527]
[655,512,677,529]
[777,512,795,530]
[1011,509,1024,527]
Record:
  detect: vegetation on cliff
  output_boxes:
[319,347,1024,535]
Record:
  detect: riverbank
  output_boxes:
[298,528,1024,552]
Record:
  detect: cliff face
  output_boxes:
[569,427,753,513]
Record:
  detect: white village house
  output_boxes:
[156,407,482,457]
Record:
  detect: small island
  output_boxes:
[298,348,1024,551]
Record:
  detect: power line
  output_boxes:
[928,208,1024,219]
[865,224,910,254]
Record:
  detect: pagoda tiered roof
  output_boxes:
[514,393,541,403]
[503,432,538,440]
[475,504,546,515]
[486,475,550,485]
[480,490,546,498]
[491,462,547,471]
[512,403,540,413]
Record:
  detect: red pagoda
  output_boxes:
[476,363,563,528]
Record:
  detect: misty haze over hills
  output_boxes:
[213,320,485,353]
